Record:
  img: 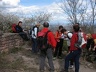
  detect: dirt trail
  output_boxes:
[0,46,96,72]
[20,47,96,72]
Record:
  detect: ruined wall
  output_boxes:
[0,33,24,52]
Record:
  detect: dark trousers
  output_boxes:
[64,49,81,72]
[31,38,39,53]
[19,32,29,41]
[39,48,54,71]
[54,39,64,57]
[68,46,74,66]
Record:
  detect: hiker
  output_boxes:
[31,23,40,53]
[86,33,94,51]
[15,21,29,41]
[61,23,82,72]
[93,39,96,61]
[53,25,64,59]
[92,34,96,56]
[86,33,96,61]
[39,22,57,72]
[63,28,74,69]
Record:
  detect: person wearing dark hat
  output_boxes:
[39,22,57,72]
[16,21,29,41]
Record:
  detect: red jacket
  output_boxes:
[41,28,57,48]
[92,34,96,39]
[70,32,78,51]
[55,30,62,42]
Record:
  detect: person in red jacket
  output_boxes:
[61,23,81,72]
[39,22,57,72]
[53,25,64,59]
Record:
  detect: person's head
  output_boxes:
[35,23,40,27]
[59,25,63,31]
[86,33,92,39]
[75,23,80,26]
[61,28,67,34]
[43,22,49,28]
[73,23,80,32]
[18,21,22,26]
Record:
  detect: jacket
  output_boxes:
[41,28,57,48]
[70,32,78,51]
[16,25,23,33]
[55,30,62,42]
[31,27,38,39]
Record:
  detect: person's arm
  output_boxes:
[93,45,96,51]
[89,39,95,51]
[55,31,60,39]
[15,26,19,33]
[48,32,57,48]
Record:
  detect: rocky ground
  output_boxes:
[0,43,96,72]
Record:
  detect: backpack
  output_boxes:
[67,32,73,40]
[31,26,39,36]
[37,30,51,51]
[29,28,32,35]
[12,24,17,33]
[75,32,87,49]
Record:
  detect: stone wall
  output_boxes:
[0,33,24,52]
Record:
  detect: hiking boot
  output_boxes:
[58,56,62,59]
[69,65,74,69]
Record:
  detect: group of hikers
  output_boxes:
[12,21,96,72]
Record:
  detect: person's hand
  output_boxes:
[89,48,91,51]
[93,46,96,51]
[67,51,70,55]
[53,48,55,53]
[93,48,95,51]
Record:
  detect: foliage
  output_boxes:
[0,12,19,33]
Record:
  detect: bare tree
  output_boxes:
[35,12,52,24]
[60,0,87,24]
[22,12,52,31]
[23,12,52,29]
[88,0,96,33]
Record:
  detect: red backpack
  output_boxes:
[12,24,17,33]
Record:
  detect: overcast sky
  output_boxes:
[0,0,69,24]
[0,0,95,24]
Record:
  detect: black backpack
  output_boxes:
[29,26,39,35]
[37,30,51,51]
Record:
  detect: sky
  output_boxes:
[0,0,68,24]
[0,0,95,24]
[20,0,57,6]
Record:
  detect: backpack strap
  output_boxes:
[78,32,82,44]
[32,26,39,37]
[45,30,51,38]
